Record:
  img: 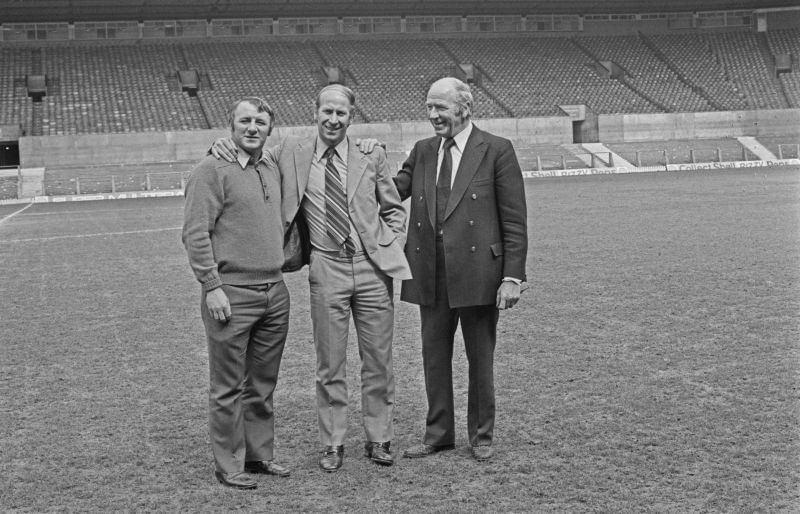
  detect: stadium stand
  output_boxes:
[0,47,33,133]
[766,28,800,109]
[710,31,789,110]
[441,37,656,116]
[642,33,748,111]
[1,28,797,136]
[39,43,207,135]
[182,41,327,127]
[575,35,714,113]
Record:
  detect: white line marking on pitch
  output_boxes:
[0,226,181,243]
[0,202,34,226]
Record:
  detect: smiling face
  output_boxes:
[315,88,353,148]
[230,100,272,156]
[426,78,471,139]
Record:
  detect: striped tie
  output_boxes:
[323,146,355,256]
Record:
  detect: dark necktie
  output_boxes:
[436,137,456,234]
[323,146,355,256]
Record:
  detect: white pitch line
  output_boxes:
[0,226,182,243]
[0,201,34,226]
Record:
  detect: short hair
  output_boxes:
[449,78,473,117]
[315,84,356,109]
[227,97,274,129]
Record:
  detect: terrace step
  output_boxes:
[737,136,776,160]
[19,167,44,197]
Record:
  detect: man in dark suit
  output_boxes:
[395,77,528,462]
[211,85,410,472]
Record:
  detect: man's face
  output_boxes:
[426,82,469,139]
[315,89,353,148]
[230,101,271,155]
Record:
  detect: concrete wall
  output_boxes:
[598,109,800,142]
[18,116,573,168]
[17,109,798,168]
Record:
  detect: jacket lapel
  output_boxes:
[286,136,315,223]
[425,137,439,229]
[294,136,315,199]
[345,136,366,206]
[446,127,486,220]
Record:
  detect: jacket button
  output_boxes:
[470,246,476,252]
[468,220,474,226]
[419,195,424,201]
[415,247,421,253]
[416,222,421,228]
[471,193,477,199]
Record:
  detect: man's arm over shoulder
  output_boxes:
[493,137,528,282]
[394,142,422,201]
[182,156,226,291]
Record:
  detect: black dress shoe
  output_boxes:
[245,460,291,477]
[364,441,394,466]
[402,443,456,458]
[319,445,344,472]
[214,471,257,490]
[471,445,494,462]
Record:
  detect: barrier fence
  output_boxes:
[43,171,191,197]
[2,142,798,201]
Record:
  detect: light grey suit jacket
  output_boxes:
[267,134,411,281]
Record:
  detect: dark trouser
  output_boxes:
[201,281,290,473]
[419,240,499,448]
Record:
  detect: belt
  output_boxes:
[312,248,366,260]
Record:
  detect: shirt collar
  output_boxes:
[439,121,473,153]
[315,137,349,164]
[235,150,262,170]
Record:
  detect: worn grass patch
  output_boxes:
[1,168,798,512]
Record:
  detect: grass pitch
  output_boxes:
[1,167,798,512]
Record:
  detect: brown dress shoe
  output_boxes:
[364,441,394,466]
[245,460,291,477]
[319,445,344,472]
[214,471,257,490]
[471,445,494,462]
[402,443,455,458]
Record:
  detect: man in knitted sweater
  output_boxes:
[182,97,290,490]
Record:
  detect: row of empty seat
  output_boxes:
[1,29,797,135]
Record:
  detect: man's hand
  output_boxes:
[496,281,521,310]
[355,138,385,154]
[206,287,232,322]
[210,137,238,163]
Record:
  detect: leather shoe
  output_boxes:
[214,471,257,490]
[245,460,291,477]
[319,445,344,472]
[402,443,455,458]
[364,441,394,466]
[471,445,494,462]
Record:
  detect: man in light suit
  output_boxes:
[212,84,410,472]
[395,77,528,462]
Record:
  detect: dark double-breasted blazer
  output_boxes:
[395,126,527,308]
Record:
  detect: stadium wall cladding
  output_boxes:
[17,108,800,170]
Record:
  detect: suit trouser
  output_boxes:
[201,281,289,473]
[309,250,395,446]
[420,239,499,448]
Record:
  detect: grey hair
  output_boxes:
[449,78,473,117]
[316,84,356,109]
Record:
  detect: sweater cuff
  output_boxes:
[201,276,223,292]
